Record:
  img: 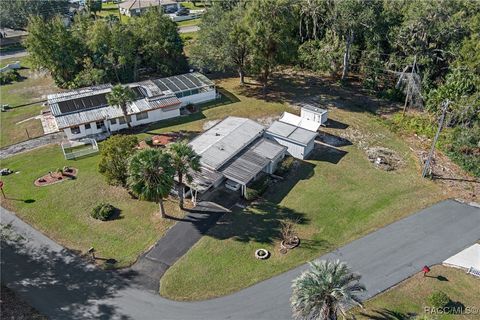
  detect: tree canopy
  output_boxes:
[0,0,69,30]
[24,9,187,88]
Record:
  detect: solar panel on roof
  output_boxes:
[163,78,181,92]
[131,86,145,99]
[184,73,203,87]
[57,93,108,115]
[178,75,196,89]
[171,77,188,90]
[153,79,170,92]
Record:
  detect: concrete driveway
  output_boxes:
[1,199,479,319]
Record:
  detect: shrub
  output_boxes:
[275,156,295,176]
[91,203,116,221]
[245,176,270,200]
[427,291,450,309]
[0,69,21,85]
[98,135,139,186]
[445,126,480,177]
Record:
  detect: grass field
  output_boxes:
[0,145,184,268]
[0,57,58,147]
[158,77,445,301]
[1,73,446,294]
[355,265,480,320]
[96,2,130,23]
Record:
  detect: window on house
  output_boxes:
[110,118,117,125]
[96,121,104,129]
[85,123,91,130]
[71,126,81,134]
[119,117,126,124]
[136,112,148,121]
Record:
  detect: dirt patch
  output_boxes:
[405,135,479,202]
[366,147,404,171]
[34,167,78,187]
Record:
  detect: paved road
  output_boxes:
[131,189,240,291]
[1,200,479,320]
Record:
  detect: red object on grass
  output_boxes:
[422,265,431,276]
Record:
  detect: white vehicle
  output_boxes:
[225,180,241,192]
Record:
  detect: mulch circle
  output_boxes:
[34,168,78,187]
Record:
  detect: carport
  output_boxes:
[220,138,286,197]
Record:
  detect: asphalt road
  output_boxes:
[1,199,479,320]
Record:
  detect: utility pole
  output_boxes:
[403,55,416,115]
[396,55,422,115]
[422,100,450,178]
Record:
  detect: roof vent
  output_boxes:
[215,133,221,136]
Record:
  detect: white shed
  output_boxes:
[299,103,328,125]
[265,121,317,160]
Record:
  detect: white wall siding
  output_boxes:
[179,90,216,106]
[264,134,313,160]
[301,109,328,125]
[63,107,181,140]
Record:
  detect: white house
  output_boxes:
[265,120,317,160]
[119,0,178,17]
[298,103,328,125]
[186,117,287,200]
[47,73,216,140]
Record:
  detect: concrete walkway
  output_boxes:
[0,132,65,159]
[1,199,479,320]
[130,190,240,291]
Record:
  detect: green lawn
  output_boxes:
[97,3,130,23]
[355,265,480,320]
[159,78,445,301]
[0,145,184,268]
[0,57,58,147]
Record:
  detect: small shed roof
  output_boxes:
[266,121,317,146]
[189,117,265,170]
[298,102,328,114]
[279,112,320,132]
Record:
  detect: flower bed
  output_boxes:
[34,167,78,187]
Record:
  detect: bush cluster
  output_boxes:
[91,203,115,221]
[275,156,295,176]
[427,291,451,309]
[245,176,270,201]
[0,69,21,85]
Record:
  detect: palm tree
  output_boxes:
[291,260,366,320]
[168,140,201,208]
[128,149,175,218]
[106,84,135,129]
